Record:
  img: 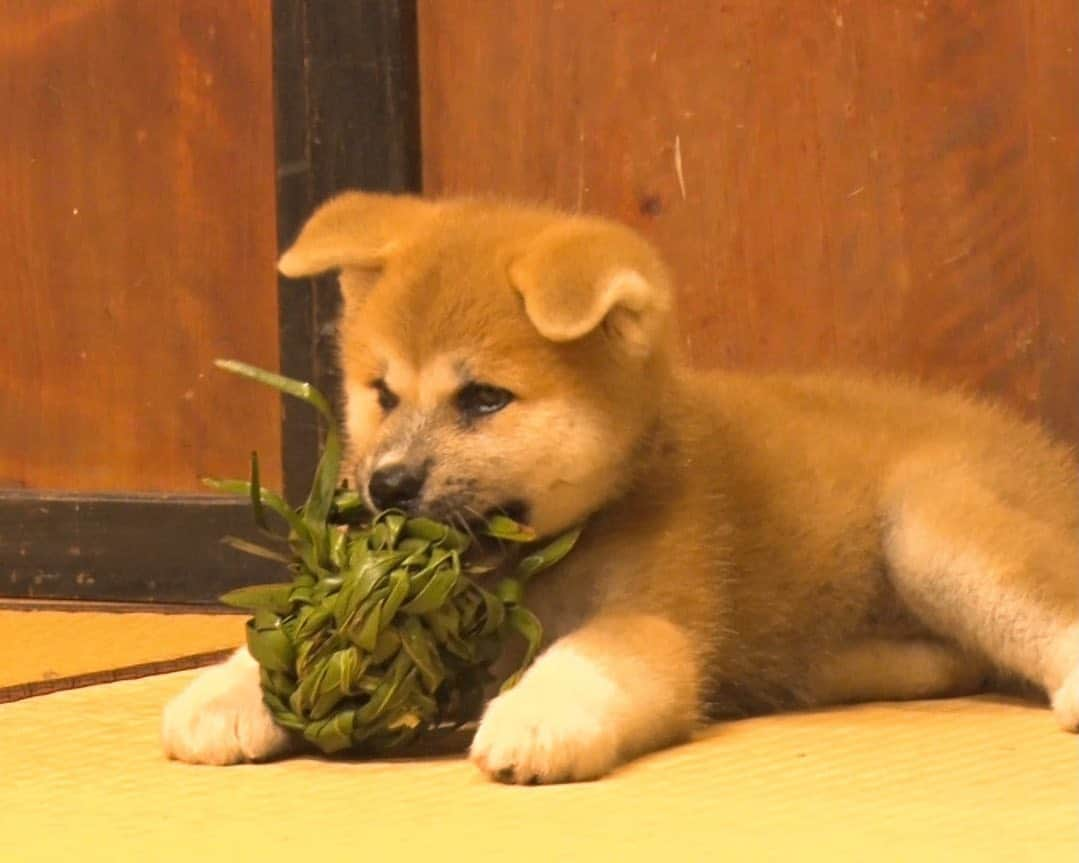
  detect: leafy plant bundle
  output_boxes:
[208,360,580,755]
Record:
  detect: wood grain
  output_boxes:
[418,0,1078,445]
[0,0,281,492]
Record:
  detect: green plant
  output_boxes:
[208,360,580,754]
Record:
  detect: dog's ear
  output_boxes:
[277,192,436,290]
[508,219,672,357]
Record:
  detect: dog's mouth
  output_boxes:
[487,499,530,525]
[407,496,532,533]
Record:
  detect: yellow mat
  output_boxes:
[2,670,1075,862]
[0,609,242,689]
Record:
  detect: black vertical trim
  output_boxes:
[273,0,421,505]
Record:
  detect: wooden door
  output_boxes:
[0,0,419,604]
[418,0,1079,447]
[1,0,281,495]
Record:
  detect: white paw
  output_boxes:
[470,645,624,784]
[1051,666,1079,733]
[161,648,291,765]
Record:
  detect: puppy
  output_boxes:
[163,193,1079,782]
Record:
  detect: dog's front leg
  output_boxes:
[470,613,700,784]
[161,647,292,765]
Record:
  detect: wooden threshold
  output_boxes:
[0,649,232,705]
[0,598,245,615]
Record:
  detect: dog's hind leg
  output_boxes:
[881,459,1079,730]
[806,638,989,706]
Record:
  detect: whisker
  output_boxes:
[452,510,480,548]
[463,503,509,553]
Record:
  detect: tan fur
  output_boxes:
[162,193,1079,783]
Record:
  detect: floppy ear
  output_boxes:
[277,191,436,289]
[508,219,672,357]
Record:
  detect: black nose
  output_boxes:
[368,464,427,511]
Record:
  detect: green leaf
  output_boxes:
[379,568,411,627]
[288,584,315,605]
[398,617,445,692]
[395,537,431,561]
[471,583,506,636]
[370,521,390,550]
[424,607,475,661]
[260,668,297,698]
[291,656,328,717]
[302,709,356,754]
[214,359,335,423]
[306,647,356,720]
[294,604,333,641]
[332,490,366,517]
[338,646,371,695]
[407,547,452,595]
[500,606,543,692]
[483,515,537,543]
[213,359,342,534]
[219,536,293,564]
[261,692,305,731]
[304,421,341,530]
[400,564,460,614]
[353,601,382,652]
[495,577,523,606]
[294,633,327,677]
[219,583,292,613]
[404,518,470,551]
[245,618,295,672]
[381,512,407,548]
[354,652,411,724]
[514,525,583,583]
[203,477,310,545]
[370,628,401,665]
[333,552,405,629]
[328,525,349,568]
[248,450,268,531]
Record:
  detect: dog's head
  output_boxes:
[278,192,675,537]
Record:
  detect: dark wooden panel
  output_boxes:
[0,0,282,492]
[0,491,281,602]
[418,0,1078,444]
[273,0,421,504]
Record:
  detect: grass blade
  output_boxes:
[220,536,292,564]
[214,358,342,529]
[214,359,334,423]
[515,526,583,583]
[248,450,268,531]
[500,606,543,692]
[203,477,310,544]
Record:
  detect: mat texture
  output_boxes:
[1,609,242,690]
[2,668,1075,862]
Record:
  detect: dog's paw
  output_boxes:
[1051,666,1079,733]
[470,646,623,784]
[1049,624,1079,733]
[161,649,291,765]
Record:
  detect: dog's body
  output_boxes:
[163,194,1079,782]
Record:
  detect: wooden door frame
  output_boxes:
[0,0,420,605]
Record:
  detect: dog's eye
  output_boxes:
[456,382,514,418]
[371,379,399,412]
